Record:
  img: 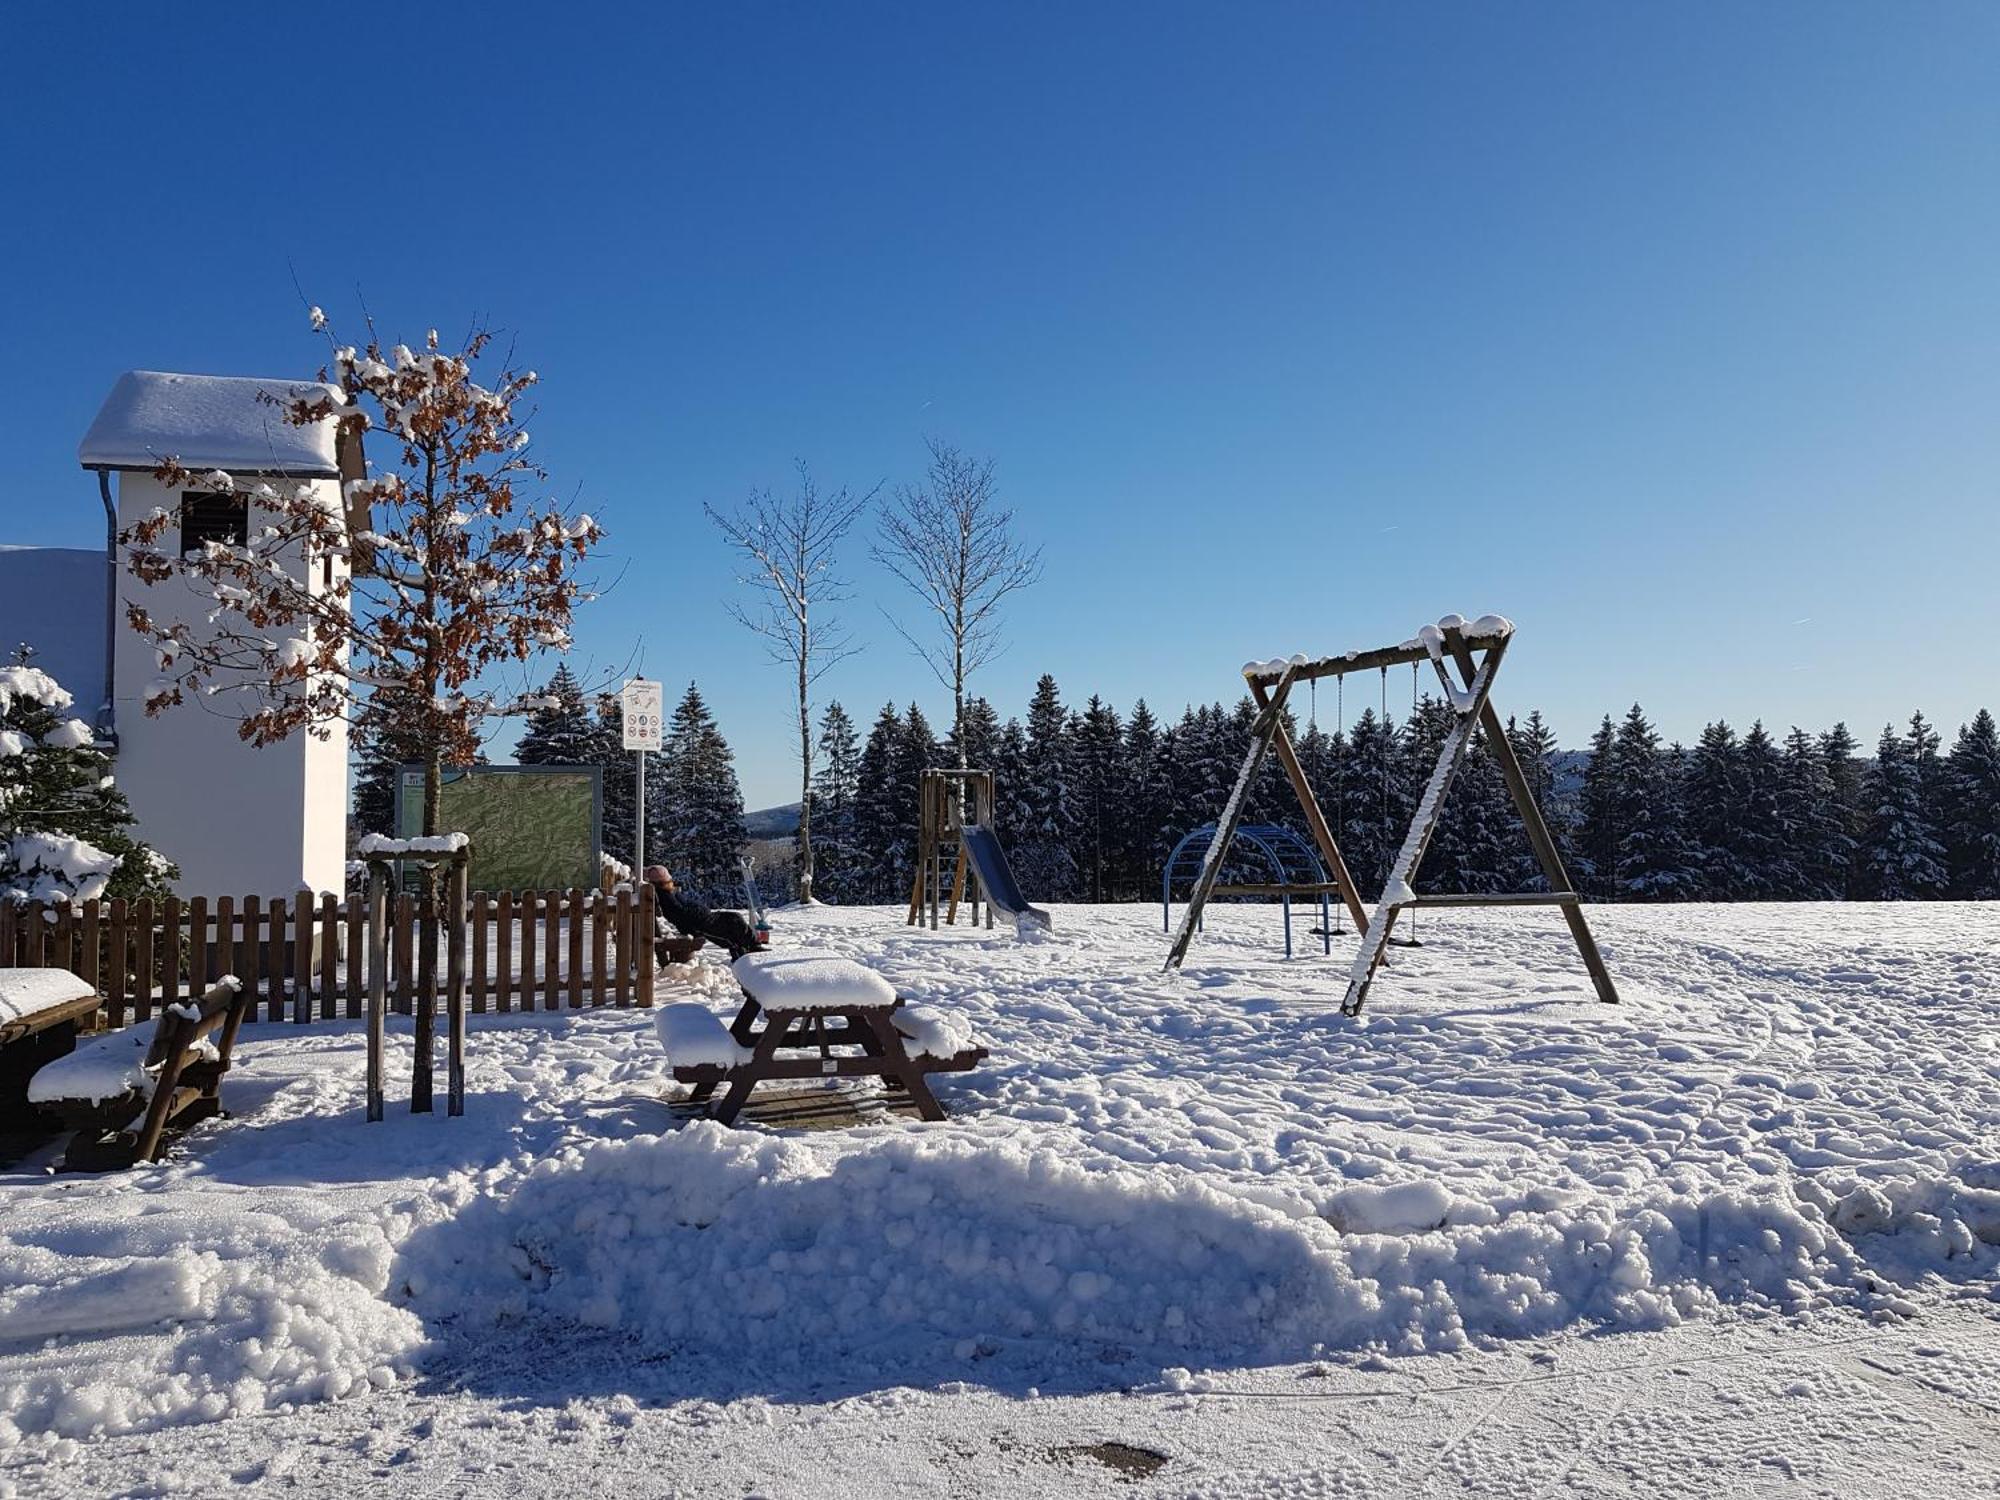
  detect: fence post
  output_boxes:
[413,882,436,1115]
[447,858,467,1117]
[294,890,313,1024]
[636,883,656,1008]
[365,865,388,1123]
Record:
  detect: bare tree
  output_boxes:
[125,314,602,839]
[873,440,1042,767]
[705,464,876,902]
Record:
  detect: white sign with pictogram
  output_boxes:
[621,679,663,752]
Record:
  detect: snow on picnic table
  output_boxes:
[3,901,1999,1496]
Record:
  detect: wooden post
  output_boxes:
[319,892,339,1020]
[264,895,284,1022]
[242,895,264,1023]
[446,859,467,1117]
[294,891,314,1024]
[470,891,490,1014]
[160,896,182,1019]
[496,891,515,1013]
[1339,631,1504,1016]
[412,884,436,1114]
[132,899,155,1022]
[636,883,657,1008]
[613,888,632,1007]
[106,898,128,1028]
[1164,665,1300,970]
[344,895,364,1019]
[566,888,584,1009]
[393,893,414,1017]
[543,891,560,1012]
[188,896,210,998]
[590,889,609,1007]
[80,897,102,1000]
[517,890,535,1013]
[365,865,388,1122]
[1440,631,1620,1006]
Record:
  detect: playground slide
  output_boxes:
[959,823,1053,933]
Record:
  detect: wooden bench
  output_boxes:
[1,968,104,1137]
[28,976,253,1169]
[657,951,985,1126]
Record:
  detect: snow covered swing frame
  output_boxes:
[1164,616,1621,1017]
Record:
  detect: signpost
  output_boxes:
[621,677,663,870]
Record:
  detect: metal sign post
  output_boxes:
[621,677,663,870]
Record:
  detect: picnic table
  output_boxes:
[657,950,985,1126]
[0,969,102,1134]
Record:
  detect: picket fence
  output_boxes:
[0,884,660,1028]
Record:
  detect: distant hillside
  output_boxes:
[744,803,800,840]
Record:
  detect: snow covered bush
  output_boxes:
[0,659,177,903]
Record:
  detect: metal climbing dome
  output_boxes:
[1160,823,1339,958]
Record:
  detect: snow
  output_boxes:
[77,370,343,476]
[26,1027,216,1106]
[3,902,2000,1496]
[731,949,898,1011]
[892,1004,980,1059]
[0,967,94,1024]
[3,830,119,903]
[652,1002,750,1070]
[0,665,74,715]
[41,718,94,750]
[355,832,471,857]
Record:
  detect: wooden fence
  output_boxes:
[0,885,660,1029]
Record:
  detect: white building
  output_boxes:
[0,371,359,897]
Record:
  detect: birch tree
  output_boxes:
[123,314,601,838]
[874,439,1041,767]
[705,464,874,902]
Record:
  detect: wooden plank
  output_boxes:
[516,891,534,1014]
[105,898,127,1028]
[265,894,287,1022]
[543,892,560,1012]
[590,889,609,1008]
[79,898,102,1000]
[159,897,181,1019]
[1244,627,1515,687]
[242,895,265,1023]
[1440,631,1619,1005]
[50,902,72,983]
[0,901,14,967]
[291,891,311,1023]
[1164,665,1299,971]
[345,895,364,1019]
[636,884,656,1008]
[1403,891,1583,908]
[495,891,514,1014]
[470,891,490,1014]
[612,889,632,1007]
[393,893,414,1017]
[319,893,339,1020]
[132,899,155,1023]
[188,896,211,998]
[566,889,585,1009]
[1339,630,1505,1017]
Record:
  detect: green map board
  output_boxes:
[395,766,601,892]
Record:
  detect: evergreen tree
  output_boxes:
[1735,722,1788,897]
[809,702,862,901]
[1577,715,1620,898]
[1682,720,1747,899]
[0,658,177,902]
[991,717,1032,851]
[352,689,432,842]
[1015,675,1080,898]
[849,703,905,903]
[653,684,745,900]
[514,664,600,765]
[1944,709,2000,898]
[1776,725,1849,900]
[1818,721,1866,896]
[1611,705,1697,899]
[1506,710,1569,890]
[592,694,640,867]
[1336,707,1401,897]
[1121,700,1171,902]
[1071,696,1124,901]
[948,696,1002,772]
[1859,721,1947,899]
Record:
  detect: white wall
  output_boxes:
[113,471,349,897]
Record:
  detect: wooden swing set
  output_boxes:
[1164,614,1620,1017]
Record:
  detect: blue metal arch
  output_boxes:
[1161,824,1334,958]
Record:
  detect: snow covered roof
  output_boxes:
[78,370,343,476]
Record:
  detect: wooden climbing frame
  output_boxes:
[1163,617,1620,1017]
[906,768,995,929]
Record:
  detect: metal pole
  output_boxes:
[634,749,646,872]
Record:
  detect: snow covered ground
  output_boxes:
[3,900,1997,1497]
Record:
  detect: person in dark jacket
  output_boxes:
[644,865,761,960]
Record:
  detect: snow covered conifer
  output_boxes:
[847,704,906,903]
[514,664,600,766]
[1776,725,1850,899]
[1944,708,2000,898]
[1859,721,1947,899]
[653,684,745,901]
[0,660,176,903]
[1016,676,1080,899]
[809,702,862,901]
[1683,720,1747,899]
[1577,715,1620,898]
[1612,706,1697,900]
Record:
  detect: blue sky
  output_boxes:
[4,4,1995,807]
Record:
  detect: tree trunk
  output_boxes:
[796,644,814,904]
